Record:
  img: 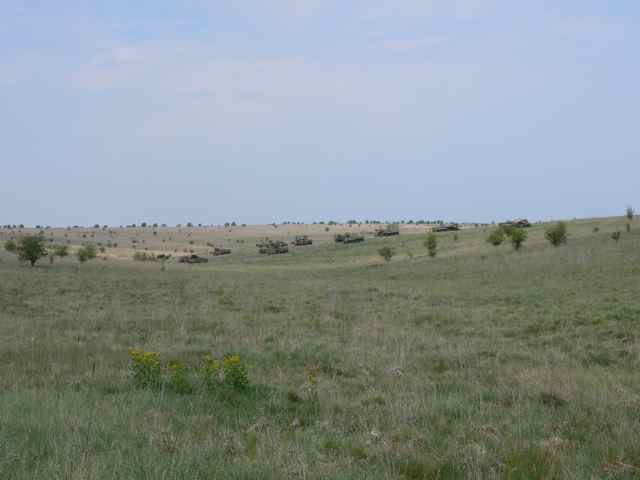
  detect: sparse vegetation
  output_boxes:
[0,218,638,478]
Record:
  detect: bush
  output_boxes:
[133,251,157,262]
[168,360,192,394]
[424,233,437,257]
[223,354,249,388]
[51,244,69,258]
[129,349,162,389]
[4,240,17,253]
[77,243,98,263]
[16,236,48,266]
[544,222,567,247]
[611,231,621,242]
[200,354,221,390]
[378,246,394,262]
[510,228,528,251]
[486,228,506,246]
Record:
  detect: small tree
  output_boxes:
[544,222,567,247]
[626,205,634,221]
[510,228,528,251]
[378,246,394,262]
[425,233,438,257]
[16,236,48,266]
[486,228,506,246]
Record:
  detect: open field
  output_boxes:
[0,217,639,479]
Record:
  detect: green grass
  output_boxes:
[0,218,639,479]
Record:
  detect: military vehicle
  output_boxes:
[177,254,209,264]
[211,247,231,256]
[433,223,460,232]
[258,239,289,255]
[375,224,400,237]
[500,219,531,228]
[335,233,365,244]
[291,235,313,246]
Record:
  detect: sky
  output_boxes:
[1,1,638,226]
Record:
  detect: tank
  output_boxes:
[375,224,400,237]
[258,239,289,255]
[178,254,209,264]
[291,235,313,246]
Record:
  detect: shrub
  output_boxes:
[16,236,48,266]
[4,239,17,253]
[611,231,621,242]
[133,251,157,262]
[168,360,192,394]
[378,246,394,262]
[223,354,249,388]
[424,233,437,257]
[544,222,567,247]
[486,228,506,246]
[77,243,98,263]
[200,354,221,390]
[51,244,69,258]
[626,223,631,233]
[510,228,528,251]
[129,349,162,389]
[593,226,600,233]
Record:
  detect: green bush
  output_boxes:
[544,222,568,247]
[510,228,528,251]
[4,239,17,253]
[486,228,506,246]
[223,354,249,388]
[611,231,621,242]
[200,354,221,390]
[424,233,437,258]
[129,349,162,389]
[77,243,98,263]
[378,246,394,262]
[168,360,192,394]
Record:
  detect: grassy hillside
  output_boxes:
[0,217,639,479]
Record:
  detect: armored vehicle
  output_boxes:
[500,219,531,228]
[335,232,365,244]
[433,223,460,232]
[375,224,400,237]
[178,254,209,264]
[291,235,313,246]
[258,239,289,255]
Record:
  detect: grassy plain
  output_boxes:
[0,218,639,479]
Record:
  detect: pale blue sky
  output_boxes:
[1,1,638,226]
